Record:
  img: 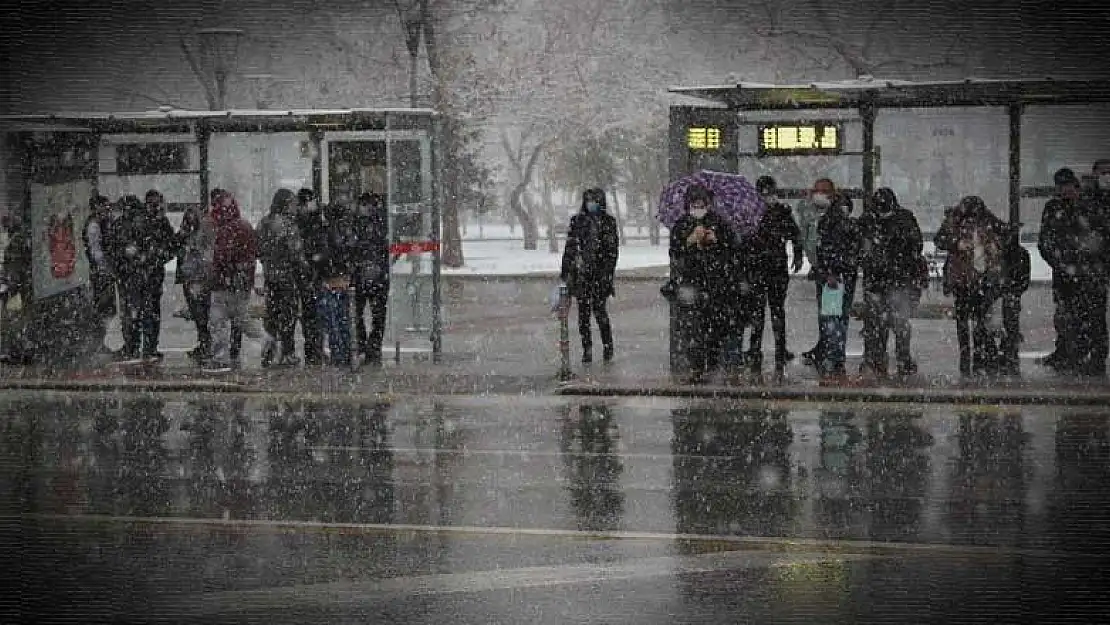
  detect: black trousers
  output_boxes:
[296,274,324,364]
[861,286,916,372]
[576,291,613,351]
[265,278,299,358]
[998,292,1023,373]
[749,274,789,360]
[683,300,727,375]
[184,282,211,354]
[355,280,389,357]
[1056,277,1108,373]
[119,272,163,357]
[953,290,998,374]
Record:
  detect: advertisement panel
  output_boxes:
[30,179,93,299]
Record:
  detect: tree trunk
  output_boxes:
[409,53,419,107]
[646,193,660,245]
[510,184,539,250]
[543,176,559,253]
[609,191,626,246]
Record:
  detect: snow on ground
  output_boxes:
[447,237,1054,281]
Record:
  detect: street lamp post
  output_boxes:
[196,27,244,110]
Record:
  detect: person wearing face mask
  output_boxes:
[795,178,854,366]
[1038,167,1110,376]
[256,188,303,367]
[746,176,803,372]
[670,184,738,383]
[351,192,393,366]
[294,188,326,365]
[857,187,923,377]
[560,188,620,364]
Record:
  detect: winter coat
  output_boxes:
[315,205,358,284]
[749,201,801,279]
[814,204,861,282]
[1038,196,1109,281]
[257,211,304,284]
[795,193,853,267]
[935,209,1006,296]
[1,227,32,303]
[560,209,619,299]
[669,211,738,305]
[175,204,208,284]
[296,209,327,284]
[107,203,177,282]
[857,207,923,292]
[350,208,392,287]
[202,197,257,292]
[1003,238,1031,297]
[81,214,110,270]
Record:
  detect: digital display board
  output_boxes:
[758,123,841,155]
[687,127,722,150]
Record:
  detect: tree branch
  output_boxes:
[178,34,217,110]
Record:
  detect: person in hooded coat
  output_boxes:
[257,188,303,367]
[107,192,177,362]
[176,188,222,360]
[747,175,803,371]
[1038,167,1109,376]
[669,184,738,383]
[935,195,1007,376]
[351,192,392,365]
[199,191,257,373]
[560,187,620,364]
[857,187,923,377]
[294,188,326,365]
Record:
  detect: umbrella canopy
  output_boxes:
[657,170,766,236]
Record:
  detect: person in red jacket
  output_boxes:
[199,191,257,373]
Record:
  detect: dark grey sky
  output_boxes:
[2,0,1107,112]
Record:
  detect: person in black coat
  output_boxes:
[998,222,1031,376]
[314,202,357,367]
[813,196,861,376]
[107,192,177,361]
[1038,167,1109,376]
[748,176,803,370]
[669,184,738,383]
[351,192,393,365]
[294,188,327,365]
[82,195,117,353]
[857,188,923,377]
[560,187,620,364]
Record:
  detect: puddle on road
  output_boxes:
[1,391,1107,556]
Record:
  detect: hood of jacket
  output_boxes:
[211,194,242,224]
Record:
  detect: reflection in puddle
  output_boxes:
[2,395,1108,552]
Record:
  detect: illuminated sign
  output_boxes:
[758,123,841,155]
[687,126,721,150]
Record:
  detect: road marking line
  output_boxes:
[159,550,876,616]
[19,513,1066,559]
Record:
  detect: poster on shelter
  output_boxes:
[30,180,92,299]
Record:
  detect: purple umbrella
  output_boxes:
[657,170,766,236]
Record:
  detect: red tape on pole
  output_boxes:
[390,241,440,255]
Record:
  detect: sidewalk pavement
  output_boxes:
[2,277,1108,405]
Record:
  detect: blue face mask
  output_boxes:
[586,201,601,213]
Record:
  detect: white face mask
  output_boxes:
[812,193,830,208]
[1099,173,1110,189]
[690,208,708,219]
[762,194,776,205]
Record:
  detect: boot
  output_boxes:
[602,344,614,363]
[582,346,593,364]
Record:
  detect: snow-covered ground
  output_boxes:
[447,237,1054,281]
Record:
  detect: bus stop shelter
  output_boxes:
[665,77,1110,374]
[0,108,444,365]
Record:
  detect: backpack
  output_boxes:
[945,221,1003,294]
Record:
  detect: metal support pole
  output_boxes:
[860,98,877,200]
[557,283,572,381]
[348,286,359,372]
[430,115,444,364]
[310,128,323,199]
[1007,102,1023,227]
[197,122,210,210]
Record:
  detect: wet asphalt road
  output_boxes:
[2,392,1109,623]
